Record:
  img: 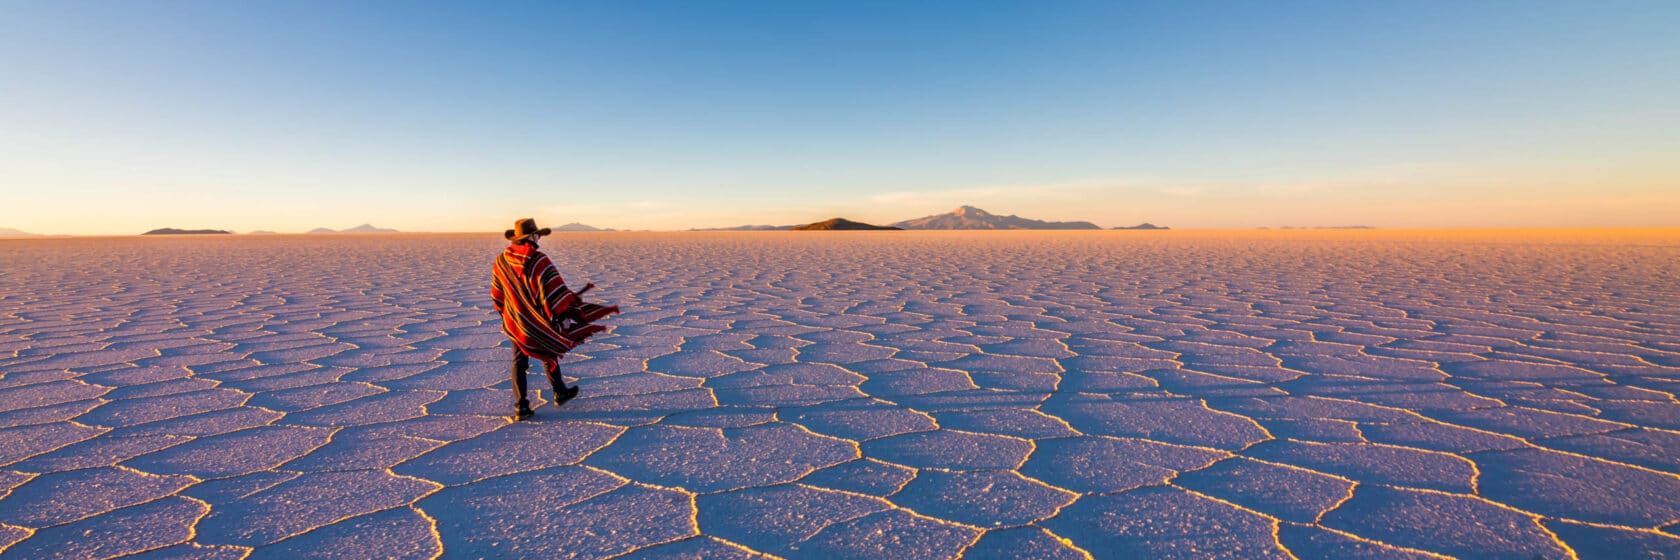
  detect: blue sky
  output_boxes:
[2,1,1676,234]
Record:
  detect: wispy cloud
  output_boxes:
[1158,186,1206,197]
[1253,183,1323,196]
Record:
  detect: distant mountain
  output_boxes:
[554,223,614,232]
[791,218,901,231]
[1114,223,1170,230]
[309,224,399,234]
[0,227,38,237]
[692,224,795,231]
[143,228,231,235]
[892,206,1101,230]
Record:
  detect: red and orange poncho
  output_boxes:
[490,242,618,368]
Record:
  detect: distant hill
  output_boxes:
[892,206,1101,230]
[791,218,901,231]
[0,227,38,237]
[554,223,614,232]
[143,228,231,235]
[309,224,399,234]
[246,230,278,235]
[692,224,794,231]
[1114,223,1170,230]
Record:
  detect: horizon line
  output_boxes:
[12,225,1680,239]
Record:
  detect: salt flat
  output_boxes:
[2,230,1679,559]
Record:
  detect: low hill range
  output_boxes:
[554,223,616,232]
[892,206,1102,230]
[309,224,399,234]
[142,228,232,235]
[691,224,795,231]
[791,218,901,231]
[0,227,39,237]
[1114,223,1169,230]
[722,205,1142,230]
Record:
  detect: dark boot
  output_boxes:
[553,384,580,408]
[540,358,578,408]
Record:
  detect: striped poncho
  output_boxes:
[490,242,618,366]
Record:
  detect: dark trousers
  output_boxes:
[512,348,566,408]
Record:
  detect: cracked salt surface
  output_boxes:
[2,230,1680,558]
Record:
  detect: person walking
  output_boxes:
[491,218,619,420]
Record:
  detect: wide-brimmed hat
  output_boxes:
[504,218,552,241]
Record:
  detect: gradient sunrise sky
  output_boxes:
[2,1,1676,234]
